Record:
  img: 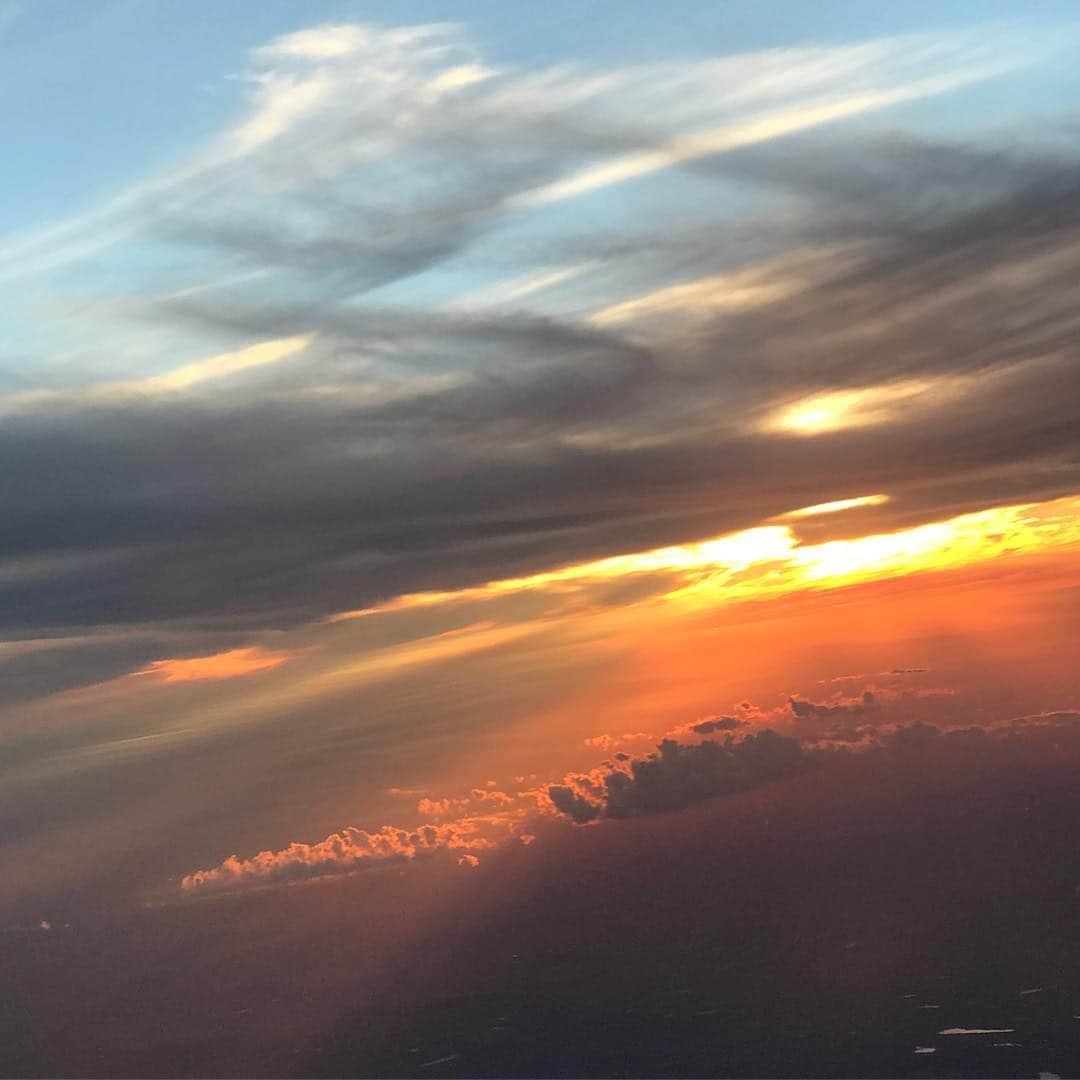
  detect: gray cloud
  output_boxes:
[3,29,1080,645]
[691,716,746,735]
[548,731,811,822]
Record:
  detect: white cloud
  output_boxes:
[444,263,594,312]
[0,334,314,413]
[0,21,1045,288]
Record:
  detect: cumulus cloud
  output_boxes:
[547,784,604,825]
[547,731,811,823]
[584,731,655,751]
[774,684,957,744]
[179,701,1080,892]
[693,716,747,734]
[182,777,535,894]
[789,690,878,720]
[547,704,1080,826]
[662,715,750,740]
[999,709,1080,731]
[416,796,469,819]
[583,734,618,751]
[181,816,511,894]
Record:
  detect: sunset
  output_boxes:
[3,3,1080,1077]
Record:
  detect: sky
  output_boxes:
[3,3,1080,1077]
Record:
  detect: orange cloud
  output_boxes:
[329,494,1080,624]
[136,646,291,683]
[181,808,527,894]
[181,821,488,893]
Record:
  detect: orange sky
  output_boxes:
[4,490,1080,913]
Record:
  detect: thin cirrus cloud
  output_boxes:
[507,67,1009,210]
[133,646,292,684]
[0,22,1038,285]
[0,334,314,414]
[778,494,891,519]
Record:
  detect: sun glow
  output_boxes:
[332,494,1080,621]
[779,494,890,518]
[766,379,949,435]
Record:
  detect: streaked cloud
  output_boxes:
[779,494,890,519]
[134,646,292,684]
[762,378,954,436]
[2,17,1080,807]
[0,334,313,414]
[445,263,594,312]
[332,494,1080,621]
[511,66,1008,209]
[137,335,314,392]
[587,266,794,328]
[0,22,1041,288]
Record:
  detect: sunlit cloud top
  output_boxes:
[779,494,891,519]
[333,494,1080,621]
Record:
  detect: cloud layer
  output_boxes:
[2,20,1077,642]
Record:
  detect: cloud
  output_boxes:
[134,647,291,684]
[181,822,472,892]
[779,494,890,519]
[548,730,811,823]
[660,714,751,741]
[547,702,1080,827]
[584,732,654,751]
[182,778,532,894]
[181,816,508,894]
[547,784,603,825]
[788,690,878,721]
[137,335,314,393]
[510,64,1010,209]
[690,716,747,735]
[777,684,958,744]
[416,796,469,818]
[1001,709,1080,731]
[8,23,1023,273]
[2,20,1080,650]
[176,701,1080,895]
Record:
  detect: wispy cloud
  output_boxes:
[778,494,890,519]
[133,646,292,683]
[0,23,1038,287]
